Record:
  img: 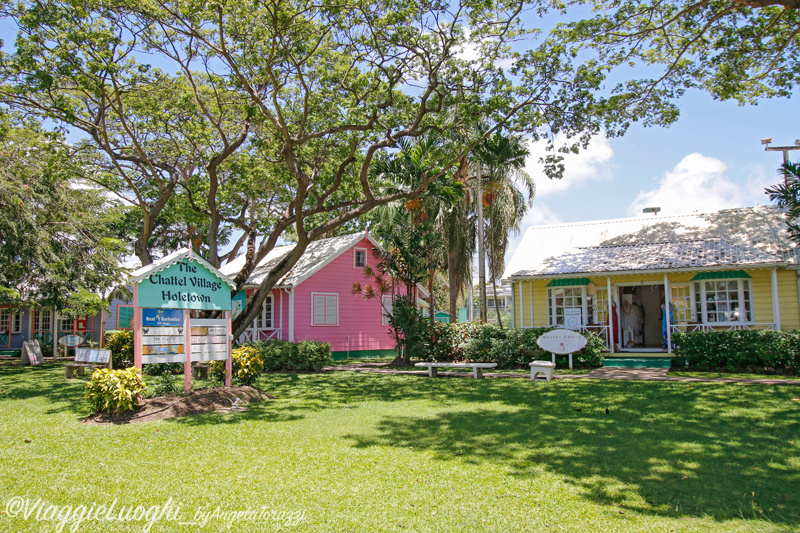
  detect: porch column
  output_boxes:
[511,282,516,329]
[518,281,524,328]
[529,280,534,327]
[771,268,781,330]
[664,274,672,354]
[607,276,614,354]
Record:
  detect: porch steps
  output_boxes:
[604,353,673,369]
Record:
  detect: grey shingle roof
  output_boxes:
[515,239,785,277]
[504,206,797,279]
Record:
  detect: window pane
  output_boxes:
[325,296,337,325]
[313,295,326,325]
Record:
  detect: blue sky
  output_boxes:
[505,89,799,263]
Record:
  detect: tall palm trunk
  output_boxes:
[492,282,503,327]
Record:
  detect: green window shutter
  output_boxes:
[117,306,134,330]
[691,270,752,281]
[546,278,592,287]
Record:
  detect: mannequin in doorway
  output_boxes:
[620,294,643,347]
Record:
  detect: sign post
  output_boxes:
[128,250,235,391]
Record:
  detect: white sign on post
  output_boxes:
[536,329,587,370]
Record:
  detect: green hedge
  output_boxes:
[250,339,332,372]
[672,330,800,373]
[421,322,604,369]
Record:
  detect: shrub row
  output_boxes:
[672,330,800,373]
[421,322,605,369]
[249,339,332,372]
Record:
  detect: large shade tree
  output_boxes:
[557,0,800,104]
[0,113,127,314]
[0,0,682,338]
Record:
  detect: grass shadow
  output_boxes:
[344,379,800,525]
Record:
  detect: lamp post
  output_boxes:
[762,138,800,167]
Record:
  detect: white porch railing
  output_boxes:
[236,328,281,345]
[670,322,777,334]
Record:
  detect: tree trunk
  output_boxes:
[492,283,503,327]
[448,251,459,322]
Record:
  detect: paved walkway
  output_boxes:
[326,362,800,385]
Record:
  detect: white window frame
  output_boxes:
[547,286,586,327]
[382,295,394,326]
[254,295,275,330]
[33,308,52,333]
[354,248,367,269]
[311,293,339,326]
[588,288,609,325]
[694,278,753,325]
[0,309,14,334]
[669,284,695,324]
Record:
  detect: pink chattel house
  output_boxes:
[221,232,427,360]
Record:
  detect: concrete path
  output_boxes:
[326,362,800,385]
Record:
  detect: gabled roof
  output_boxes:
[220,232,382,288]
[504,206,798,280]
[128,248,236,288]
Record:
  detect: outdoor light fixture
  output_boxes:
[643,207,661,216]
[762,137,800,165]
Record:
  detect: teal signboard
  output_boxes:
[137,259,232,311]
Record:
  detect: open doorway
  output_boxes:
[617,285,664,350]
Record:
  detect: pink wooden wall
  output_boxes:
[291,236,394,352]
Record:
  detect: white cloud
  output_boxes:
[627,153,774,217]
[526,135,615,198]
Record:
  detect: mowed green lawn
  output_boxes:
[1,365,799,532]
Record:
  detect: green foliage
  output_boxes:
[104,330,133,369]
[84,367,147,414]
[251,340,332,372]
[0,113,127,309]
[150,373,180,397]
[766,162,800,244]
[672,330,800,374]
[556,0,800,103]
[143,363,183,376]
[210,346,264,386]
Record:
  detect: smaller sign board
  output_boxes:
[537,329,587,355]
[142,336,185,345]
[189,318,230,363]
[142,308,184,327]
[141,326,183,336]
[58,334,84,347]
[142,344,185,355]
[75,348,111,364]
[21,340,44,365]
[563,309,582,330]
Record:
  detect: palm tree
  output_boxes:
[474,131,535,326]
[766,161,800,243]
[368,137,463,322]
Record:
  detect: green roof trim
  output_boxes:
[546,278,592,287]
[691,270,752,281]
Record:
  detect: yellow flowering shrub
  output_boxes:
[84,367,147,414]
[209,346,264,386]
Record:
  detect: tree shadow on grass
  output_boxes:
[345,380,800,526]
[0,363,89,416]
